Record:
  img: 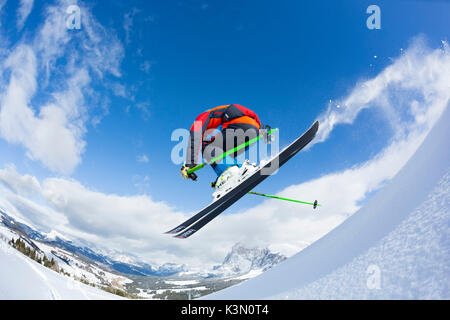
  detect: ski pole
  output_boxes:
[187,128,278,175]
[248,191,319,209]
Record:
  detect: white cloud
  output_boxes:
[41,178,178,238]
[135,101,151,119]
[16,0,34,30]
[140,61,151,74]
[136,154,149,163]
[0,38,448,268]
[0,0,124,174]
[0,43,87,174]
[0,45,89,173]
[123,8,140,44]
[0,164,41,197]
[111,82,127,98]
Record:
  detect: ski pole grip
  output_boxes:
[186,163,205,175]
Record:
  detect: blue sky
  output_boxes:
[0,0,449,266]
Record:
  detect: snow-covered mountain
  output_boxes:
[0,208,285,281]
[0,209,187,277]
[212,243,286,278]
[0,210,135,293]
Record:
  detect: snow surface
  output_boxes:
[0,240,123,300]
[165,280,200,286]
[0,221,134,293]
[206,104,450,300]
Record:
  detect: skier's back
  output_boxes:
[180,104,265,192]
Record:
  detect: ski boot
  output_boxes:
[211,160,259,200]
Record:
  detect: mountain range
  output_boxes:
[0,207,286,298]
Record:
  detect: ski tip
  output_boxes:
[174,228,196,239]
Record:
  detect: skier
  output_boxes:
[180,104,268,192]
[169,118,319,238]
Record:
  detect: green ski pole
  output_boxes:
[248,191,319,209]
[187,128,277,175]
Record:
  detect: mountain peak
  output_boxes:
[215,243,286,276]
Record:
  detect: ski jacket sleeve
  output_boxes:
[186,108,223,167]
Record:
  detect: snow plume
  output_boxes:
[314,37,450,146]
[0,0,124,174]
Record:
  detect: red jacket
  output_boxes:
[186,104,261,166]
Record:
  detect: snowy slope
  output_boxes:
[0,241,123,300]
[206,104,450,299]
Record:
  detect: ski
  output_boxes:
[169,120,319,239]
[165,203,221,235]
[165,130,278,235]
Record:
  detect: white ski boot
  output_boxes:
[212,160,259,201]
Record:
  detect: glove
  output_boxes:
[180,165,198,181]
[180,165,190,179]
